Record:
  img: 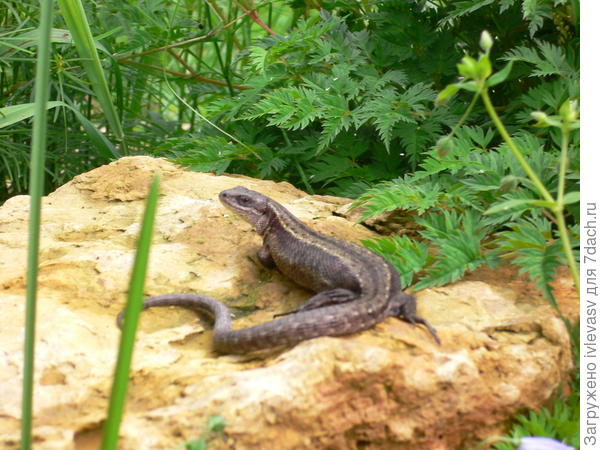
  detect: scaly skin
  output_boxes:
[117,186,439,353]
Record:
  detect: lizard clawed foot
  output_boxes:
[273,302,322,318]
[406,315,441,345]
[273,288,358,319]
[273,308,301,318]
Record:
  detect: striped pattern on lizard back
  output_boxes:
[116,186,439,353]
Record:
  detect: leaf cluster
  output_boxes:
[1,0,579,202]
[202,9,459,195]
[358,124,578,299]
[352,1,579,302]
[173,0,578,198]
[0,0,290,201]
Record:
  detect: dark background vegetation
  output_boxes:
[1,0,578,199]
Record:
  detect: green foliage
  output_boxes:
[354,1,579,305]
[357,121,578,295]
[503,40,578,80]
[440,0,578,39]
[182,415,226,450]
[493,218,567,308]
[496,399,579,449]
[195,4,488,194]
[1,0,580,201]
[1,0,293,202]
[150,135,242,174]
[363,235,429,288]
[413,210,497,290]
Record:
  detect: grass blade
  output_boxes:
[0,102,64,128]
[101,175,160,450]
[21,1,54,448]
[56,0,125,152]
[0,101,118,158]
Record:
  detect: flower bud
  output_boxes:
[499,175,518,193]
[480,30,493,53]
[559,99,579,123]
[458,56,479,79]
[435,136,453,157]
[531,111,550,127]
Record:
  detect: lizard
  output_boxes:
[117,186,440,354]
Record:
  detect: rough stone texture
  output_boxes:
[0,156,577,450]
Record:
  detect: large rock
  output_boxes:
[0,156,576,449]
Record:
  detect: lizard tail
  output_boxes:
[116,293,233,339]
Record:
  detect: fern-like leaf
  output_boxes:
[521,0,554,37]
[355,177,444,219]
[413,210,494,290]
[242,87,321,130]
[502,40,577,79]
[492,217,564,308]
[153,136,240,174]
[438,0,495,27]
[317,93,352,150]
[362,236,429,288]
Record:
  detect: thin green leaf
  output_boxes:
[68,107,118,159]
[493,218,564,308]
[485,198,555,215]
[562,191,579,205]
[22,1,54,448]
[363,236,429,288]
[456,80,479,92]
[413,211,494,290]
[10,27,110,53]
[0,102,64,128]
[102,175,160,450]
[57,0,125,144]
[435,83,461,106]
[0,101,118,158]
[487,61,513,87]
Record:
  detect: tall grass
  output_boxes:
[56,0,126,151]
[0,0,295,202]
[102,175,160,449]
[21,0,54,447]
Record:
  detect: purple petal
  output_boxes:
[517,437,574,450]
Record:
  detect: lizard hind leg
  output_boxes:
[386,292,441,345]
[273,288,358,318]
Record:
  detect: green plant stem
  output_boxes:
[448,91,480,139]
[282,129,313,194]
[555,128,580,292]
[481,88,579,294]
[163,73,258,158]
[22,1,54,448]
[555,210,579,292]
[480,88,554,204]
[233,0,277,35]
[557,127,569,208]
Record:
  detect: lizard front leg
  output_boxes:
[257,243,276,268]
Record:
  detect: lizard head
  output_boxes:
[219,186,272,234]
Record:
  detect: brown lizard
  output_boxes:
[117,186,439,353]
